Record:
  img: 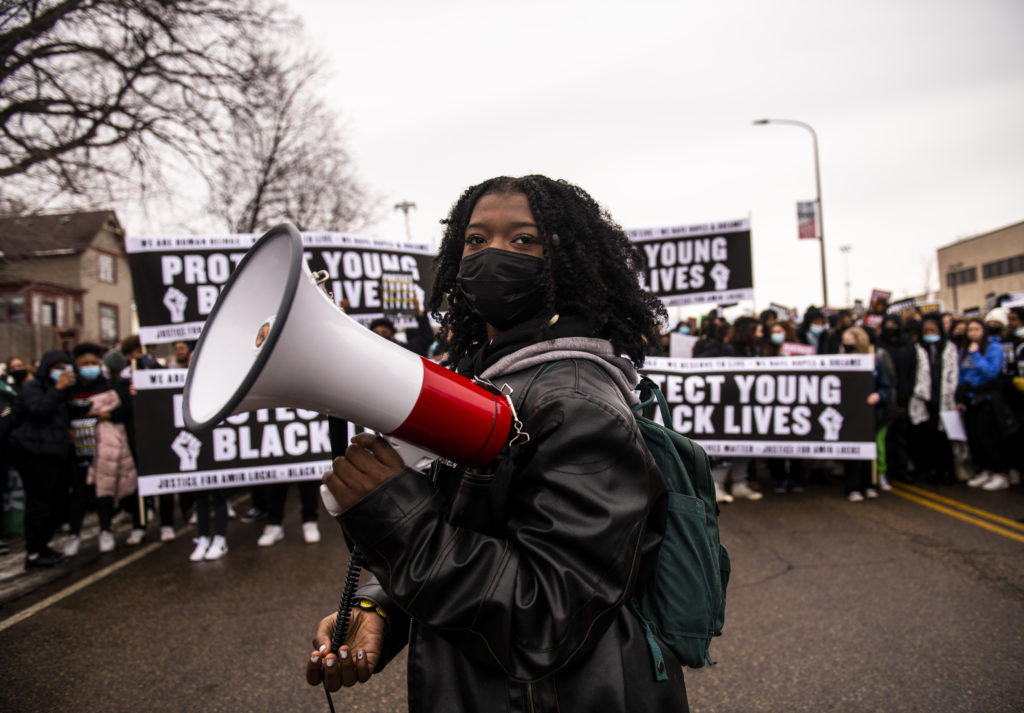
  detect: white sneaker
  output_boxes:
[204,535,228,560]
[126,528,145,546]
[188,510,197,525]
[848,491,865,502]
[982,474,1010,491]
[302,521,321,544]
[968,471,992,488]
[98,530,115,552]
[63,535,80,558]
[190,536,210,562]
[257,524,284,547]
[715,482,734,504]
[865,488,879,499]
[227,503,237,519]
[879,476,892,492]
[731,482,763,501]
[160,526,176,542]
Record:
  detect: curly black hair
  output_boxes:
[427,175,667,368]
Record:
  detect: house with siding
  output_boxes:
[0,211,133,360]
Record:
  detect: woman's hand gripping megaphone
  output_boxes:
[322,433,405,512]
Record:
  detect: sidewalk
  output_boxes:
[0,507,163,607]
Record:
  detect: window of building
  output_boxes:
[97,252,116,283]
[99,303,119,343]
[40,301,56,326]
[982,254,1024,280]
[8,295,26,323]
[946,266,977,287]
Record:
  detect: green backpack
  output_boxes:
[498,363,729,677]
[630,376,730,676]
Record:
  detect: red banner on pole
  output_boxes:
[797,201,818,240]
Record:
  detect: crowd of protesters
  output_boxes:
[647,303,1024,502]
[2,300,1021,567]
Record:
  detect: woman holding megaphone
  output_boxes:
[305,175,690,712]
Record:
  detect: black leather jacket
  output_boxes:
[340,357,689,712]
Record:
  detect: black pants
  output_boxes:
[965,398,1010,473]
[767,458,806,487]
[18,452,71,555]
[158,492,194,527]
[885,411,911,479]
[96,493,142,531]
[67,465,93,536]
[844,460,873,494]
[267,481,320,526]
[910,417,954,482]
[194,489,228,538]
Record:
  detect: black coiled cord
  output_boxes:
[324,547,366,713]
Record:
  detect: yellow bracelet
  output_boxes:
[355,598,388,619]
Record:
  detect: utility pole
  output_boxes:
[394,201,417,241]
[754,118,828,307]
[839,244,852,307]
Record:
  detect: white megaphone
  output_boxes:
[182,223,514,470]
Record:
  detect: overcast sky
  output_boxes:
[234,0,1023,315]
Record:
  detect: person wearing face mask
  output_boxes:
[305,176,690,712]
[764,320,808,493]
[4,355,31,392]
[878,317,915,484]
[841,327,892,502]
[907,315,958,485]
[64,342,140,555]
[798,306,830,353]
[8,350,76,569]
[957,318,1013,491]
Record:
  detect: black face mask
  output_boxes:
[456,249,547,332]
[987,325,1003,337]
[9,369,27,384]
[882,327,900,343]
[842,344,857,354]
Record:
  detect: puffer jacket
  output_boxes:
[85,388,138,501]
[9,350,72,456]
[340,338,687,712]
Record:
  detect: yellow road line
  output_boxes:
[890,488,1024,544]
[892,482,1024,533]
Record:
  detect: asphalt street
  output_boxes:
[1,477,1022,713]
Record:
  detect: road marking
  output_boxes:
[893,482,1024,533]
[890,483,1024,544]
[0,542,162,634]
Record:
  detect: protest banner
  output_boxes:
[886,297,916,315]
[131,369,349,495]
[916,300,943,314]
[125,232,436,344]
[869,289,892,314]
[626,219,753,307]
[640,355,876,459]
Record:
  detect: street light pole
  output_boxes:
[394,201,417,241]
[753,118,828,307]
[947,261,963,313]
[839,244,852,307]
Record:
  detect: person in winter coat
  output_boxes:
[797,306,830,354]
[9,350,75,569]
[305,175,688,711]
[842,327,892,501]
[907,315,958,484]
[879,315,916,483]
[64,343,140,556]
[958,318,1012,491]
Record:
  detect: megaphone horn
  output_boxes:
[182,223,514,468]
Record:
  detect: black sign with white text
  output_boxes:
[131,369,339,495]
[126,232,436,344]
[626,219,753,307]
[640,355,876,460]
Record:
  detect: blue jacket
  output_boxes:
[959,337,1004,391]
